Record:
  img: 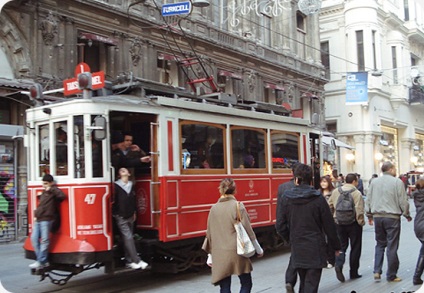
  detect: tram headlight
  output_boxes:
[77,72,92,90]
[29,83,44,101]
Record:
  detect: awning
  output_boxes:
[0,124,23,140]
[321,136,355,150]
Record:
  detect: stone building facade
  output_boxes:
[320,0,424,187]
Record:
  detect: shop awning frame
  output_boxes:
[322,136,355,150]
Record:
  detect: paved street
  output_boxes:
[1,199,424,293]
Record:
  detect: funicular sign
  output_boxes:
[63,62,105,96]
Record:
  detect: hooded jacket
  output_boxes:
[276,184,341,269]
[112,180,137,219]
[413,189,424,242]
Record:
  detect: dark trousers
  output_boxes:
[335,222,363,276]
[373,217,401,280]
[297,268,322,293]
[219,273,252,293]
[286,255,298,286]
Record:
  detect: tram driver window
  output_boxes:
[54,121,68,176]
[271,131,299,171]
[231,128,266,170]
[38,124,50,177]
[180,123,224,171]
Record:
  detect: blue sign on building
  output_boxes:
[345,72,368,104]
[162,1,192,16]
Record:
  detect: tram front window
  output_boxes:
[54,121,68,176]
[91,115,103,178]
[38,124,50,176]
[74,116,85,178]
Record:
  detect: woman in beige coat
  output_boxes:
[202,178,263,292]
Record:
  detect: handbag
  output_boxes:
[234,201,255,258]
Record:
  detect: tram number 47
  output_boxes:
[84,194,96,205]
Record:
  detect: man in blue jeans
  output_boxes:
[366,161,412,282]
[30,174,66,269]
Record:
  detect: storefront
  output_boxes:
[413,133,424,172]
[375,126,399,171]
[0,124,23,243]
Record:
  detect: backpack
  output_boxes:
[335,187,356,225]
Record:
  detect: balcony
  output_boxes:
[409,87,424,105]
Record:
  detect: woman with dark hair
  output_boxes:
[413,179,424,285]
[319,176,335,202]
[319,175,336,269]
[202,178,263,292]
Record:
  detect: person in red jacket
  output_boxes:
[29,174,66,269]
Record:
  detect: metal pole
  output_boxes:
[13,138,18,241]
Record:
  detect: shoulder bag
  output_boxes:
[234,201,255,258]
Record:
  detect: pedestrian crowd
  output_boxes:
[203,161,420,293]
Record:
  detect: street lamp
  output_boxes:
[192,0,210,7]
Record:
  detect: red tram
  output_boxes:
[23,82,314,284]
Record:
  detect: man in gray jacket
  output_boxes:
[365,161,412,282]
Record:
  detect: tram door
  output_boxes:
[109,112,159,235]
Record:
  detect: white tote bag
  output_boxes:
[234,202,255,258]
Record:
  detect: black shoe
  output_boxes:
[413,277,423,285]
[350,274,362,279]
[335,266,345,283]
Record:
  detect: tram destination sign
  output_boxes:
[161,1,192,16]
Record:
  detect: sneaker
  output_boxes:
[126,262,141,270]
[335,266,345,283]
[29,261,41,269]
[327,263,334,269]
[388,276,402,282]
[138,260,148,270]
[285,283,294,293]
[37,262,50,270]
[374,273,381,281]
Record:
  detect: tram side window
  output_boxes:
[38,124,50,176]
[181,123,224,170]
[91,116,103,178]
[271,131,299,171]
[232,128,266,169]
[74,116,85,178]
[54,121,68,176]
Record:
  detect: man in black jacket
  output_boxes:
[29,174,65,269]
[276,163,341,293]
[113,168,148,270]
[276,163,298,293]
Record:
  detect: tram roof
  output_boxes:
[26,94,309,126]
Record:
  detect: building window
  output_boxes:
[77,32,118,75]
[157,53,181,86]
[320,41,330,79]
[217,70,242,97]
[296,12,305,31]
[392,46,398,84]
[262,14,272,47]
[0,100,10,123]
[356,30,365,71]
[404,0,410,21]
[263,82,285,104]
[372,31,377,70]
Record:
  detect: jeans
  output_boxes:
[114,215,140,264]
[335,222,363,276]
[373,217,401,280]
[219,273,252,293]
[30,220,52,264]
